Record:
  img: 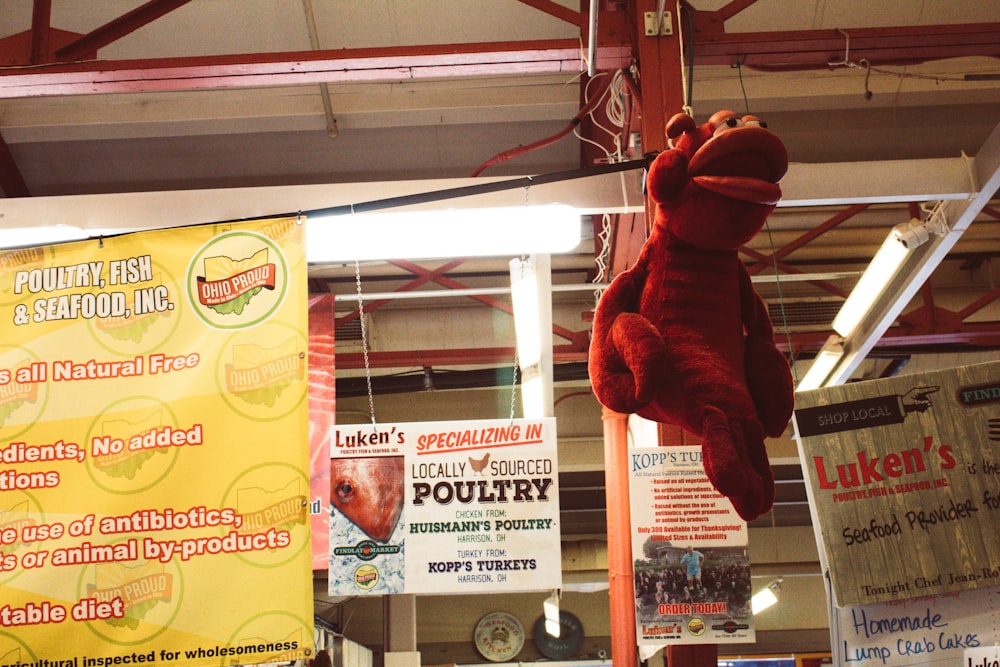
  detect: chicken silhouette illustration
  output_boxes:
[468,452,491,475]
[330,455,404,542]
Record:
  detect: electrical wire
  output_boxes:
[471,72,616,176]
[734,58,751,115]
[734,46,797,375]
[566,67,629,169]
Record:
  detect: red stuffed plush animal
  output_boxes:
[589,109,794,521]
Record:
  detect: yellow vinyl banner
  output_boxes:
[0,218,312,666]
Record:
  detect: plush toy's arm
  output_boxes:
[588,266,665,414]
[738,265,794,437]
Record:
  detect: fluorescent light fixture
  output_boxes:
[796,334,845,392]
[751,578,782,614]
[543,590,561,637]
[831,230,911,337]
[510,255,554,419]
[306,204,581,262]
[832,211,948,337]
[0,225,91,249]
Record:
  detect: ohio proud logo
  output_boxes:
[186,230,288,330]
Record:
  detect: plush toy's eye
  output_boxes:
[742,115,768,129]
[712,115,743,137]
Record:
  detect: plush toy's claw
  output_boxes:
[729,489,766,523]
[743,418,776,518]
[745,337,795,437]
[612,313,666,403]
[700,407,754,499]
[700,408,774,521]
[589,312,665,414]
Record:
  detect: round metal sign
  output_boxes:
[473,611,525,662]
[532,610,585,660]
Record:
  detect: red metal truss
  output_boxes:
[514,0,585,27]
[0,41,632,98]
[334,258,470,326]
[332,192,1000,370]
[29,0,51,64]
[54,0,195,62]
[388,259,584,343]
[687,21,1000,69]
[332,322,1000,370]
[0,24,996,97]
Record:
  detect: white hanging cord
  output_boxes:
[354,259,377,429]
[593,212,612,284]
[574,69,627,162]
[676,0,693,117]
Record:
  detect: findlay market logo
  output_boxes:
[334,540,401,562]
[187,230,288,330]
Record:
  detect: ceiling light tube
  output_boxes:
[832,207,950,338]
[510,254,554,419]
[305,204,581,263]
[796,334,845,392]
[751,578,783,614]
[831,227,914,337]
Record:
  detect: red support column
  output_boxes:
[601,7,717,665]
[631,0,686,153]
[601,406,635,667]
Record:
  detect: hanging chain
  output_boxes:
[354,259,377,429]
[509,345,520,424]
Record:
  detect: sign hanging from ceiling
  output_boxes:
[794,360,1000,608]
[328,417,561,595]
[0,217,312,667]
[629,445,755,646]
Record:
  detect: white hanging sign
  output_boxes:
[629,445,755,646]
[328,417,561,595]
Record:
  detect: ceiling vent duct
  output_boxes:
[767,298,845,333]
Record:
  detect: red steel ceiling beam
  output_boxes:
[0,41,632,98]
[515,0,584,27]
[690,22,1000,70]
[335,342,590,370]
[745,203,871,276]
[30,0,52,65]
[331,323,1000,370]
[738,246,850,300]
[334,258,469,326]
[387,259,583,345]
[0,22,994,98]
[54,0,194,62]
